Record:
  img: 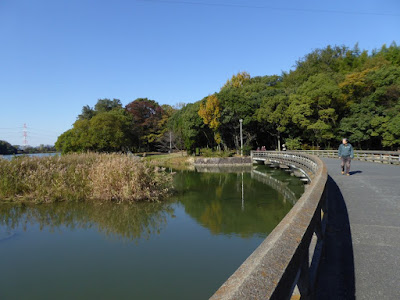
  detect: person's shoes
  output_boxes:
[341,171,345,175]
[346,173,350,176]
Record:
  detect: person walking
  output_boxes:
[338,138,354,176]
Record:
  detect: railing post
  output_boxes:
[314,208,323,241]
[297,255,311,299]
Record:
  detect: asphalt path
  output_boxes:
[317,158,400,300]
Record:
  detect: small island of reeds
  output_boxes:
[0,153,172,203]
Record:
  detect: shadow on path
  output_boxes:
[316,176,355,300]
[349,170,362,175]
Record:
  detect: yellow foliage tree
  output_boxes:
[198,94,222,145]
[339,67,378,103]
[222,71,250,89]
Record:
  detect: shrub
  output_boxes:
[285,137,302,150]
[200,148,234,157]
[0,153,172,203]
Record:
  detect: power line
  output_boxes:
[0,127,60,135]
[138,0,400,17]
[29,127,61,134]
[0,124,60,146]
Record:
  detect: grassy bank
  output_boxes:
[144,152,194,170]
[0,153,172,203]
[143,151,248,169]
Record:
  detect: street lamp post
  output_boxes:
[239,119,243,157]
[169,131,172,153]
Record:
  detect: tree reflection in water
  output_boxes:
[0,167,303,242]
[172,166,302,238]
[0,201,174,242]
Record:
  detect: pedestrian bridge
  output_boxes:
[211,150,400,299]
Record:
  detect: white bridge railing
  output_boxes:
[288,150,400,165]
[250,151,318,177]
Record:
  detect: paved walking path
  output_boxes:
[317,158,400,300]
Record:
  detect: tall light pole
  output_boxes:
[239,119,243,157]
[169,131,172,153]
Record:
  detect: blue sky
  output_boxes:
[0,0,399,146]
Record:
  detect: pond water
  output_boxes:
[0,166,303,300]
[1,153,59,160]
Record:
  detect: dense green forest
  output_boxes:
[0,141,18,155]
[55,42,400,154]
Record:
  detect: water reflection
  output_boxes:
[172,167,300,238]
[0,201,173,242]
[1,153,59,161]
[0,167,303,242]
[251,169,298,205]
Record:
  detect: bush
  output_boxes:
[243,145,252,156]
[0,153,172,203]
[200,148,234,157]
[285,137,302,150]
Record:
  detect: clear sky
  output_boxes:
[0,0,399,146]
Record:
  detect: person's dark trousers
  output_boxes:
[341,156,351,174]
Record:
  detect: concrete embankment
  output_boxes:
[194,157,252,166]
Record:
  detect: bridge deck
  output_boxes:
[317,158,400,299]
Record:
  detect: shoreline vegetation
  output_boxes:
[143,150,245,169]
[0,153,172,204]
[0,151,250,204]
[144,152,193,170]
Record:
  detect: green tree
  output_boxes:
[0,140,18,155]
[94,98,123,113]
[288,73,341,147]
[257,93,290,150]
[88,109,133,152]
[285,137,302,150]
[169,102,210,152]
[78,105,96,120]
[77,99,122,121]
[217,73,279,150]
[56,109,133,154]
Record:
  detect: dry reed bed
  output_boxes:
[0,153,172,203]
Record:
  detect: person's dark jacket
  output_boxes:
[338,143,354,158]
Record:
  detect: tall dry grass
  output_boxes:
[0,153,172,203]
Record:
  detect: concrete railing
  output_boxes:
[289,150,400,165]
[211,151,328,300]
[251,151,318,178]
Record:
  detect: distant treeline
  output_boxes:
[56,42,400,154]
[22,145,57,154]
[0,141,17,155]
[0,141,56,155]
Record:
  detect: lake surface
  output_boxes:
[0,166,303,300]
[1,153,59,160]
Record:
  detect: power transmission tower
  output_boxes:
[23,123,28,149]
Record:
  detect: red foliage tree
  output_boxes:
[125,98,164,150]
